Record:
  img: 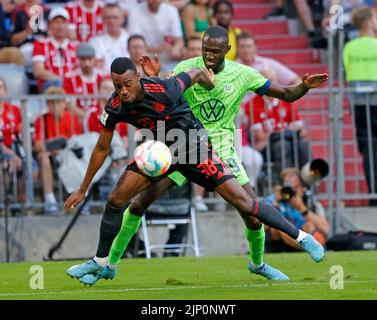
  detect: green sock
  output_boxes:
[245,224,265,267]
[108,207,142,265]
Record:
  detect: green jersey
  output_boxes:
[173,57,270,155]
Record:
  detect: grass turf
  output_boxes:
[0,251,376,300]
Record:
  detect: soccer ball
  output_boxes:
[134,140,172,177]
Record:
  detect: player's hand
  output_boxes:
[64,190,85,209]
[289,195,307,213]
[302,73,328,89]
[200,68,215,90]
[140,55,161,77]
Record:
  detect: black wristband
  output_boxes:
[301,209,309,216]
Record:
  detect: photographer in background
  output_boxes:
[265,167,330,252]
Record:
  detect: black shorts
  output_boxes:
[126,143,235,191]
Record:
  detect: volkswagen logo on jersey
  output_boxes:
[200,99,225,122]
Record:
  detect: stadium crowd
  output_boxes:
[1,0,377,252]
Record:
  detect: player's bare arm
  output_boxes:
[265,73,328,102]
[64,129,114,209]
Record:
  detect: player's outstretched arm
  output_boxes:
[64,129,113,209]
[265,73,328,102]
[185,68,215,90]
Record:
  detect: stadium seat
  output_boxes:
[141,190,201,259]
[0,63,28,97]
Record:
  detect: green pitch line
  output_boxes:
[0,251,376,300]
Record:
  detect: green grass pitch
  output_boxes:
[0,251,376,300]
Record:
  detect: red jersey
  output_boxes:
[34,111,82,143]
[65,0,104,42]
[63,69,103,110]
[32,37,78,88]
[245,95,303,133]
[0,102,22,147]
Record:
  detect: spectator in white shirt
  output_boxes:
[128,0,184,62]
[89,2,129,74]
[237,31,301,86]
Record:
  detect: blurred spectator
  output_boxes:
[168,0,190,9]
[293,0,327,48]
[322,0,374,41]
[63,42,103,128]
[237,31,301,86]
[265,168,330,251]
[264,0,285,20]
[89,2,129,74]
[128,34,148,75]
[184,35,201,59]
[239,106,264,189]
[0,0,16,37]
[0,2,8,48]
[343,6,377,206]
[244,68,311,180]
[128,0,184,64]
[33,86,82,215]
[212,0,241,61]
[10,0,49,67]
[32,7,78,92]
[0,76,25,208]
[65,0,104,42]
[180,0,212,40]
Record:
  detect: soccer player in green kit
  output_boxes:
[67,26,328,285]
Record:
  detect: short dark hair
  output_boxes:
[204,25,229,42]
[110,57,137,74]
[187,35,201,43]
[127,34,147,47]
[213,0,233,14]
[237,30,255,43]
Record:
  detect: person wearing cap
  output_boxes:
[63,42,103,131]
[33,86,82,215]
[32,7,78,92]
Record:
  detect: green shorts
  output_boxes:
[168,148,249,187]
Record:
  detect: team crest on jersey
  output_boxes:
[224,84,233,93]
[153,101,166,112]
[200,99,225,122]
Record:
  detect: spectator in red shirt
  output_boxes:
[0,76,25,205]
[32,7,78,92]
[243,68,311,180]
[65,0,104,42]
[34,86,82,214]
[10,0,49,67]
[63,42,103,126]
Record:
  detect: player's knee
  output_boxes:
[130,198,148,215]
[245,215,262,230]
[108,191,127,209]
[234,194,254,216]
